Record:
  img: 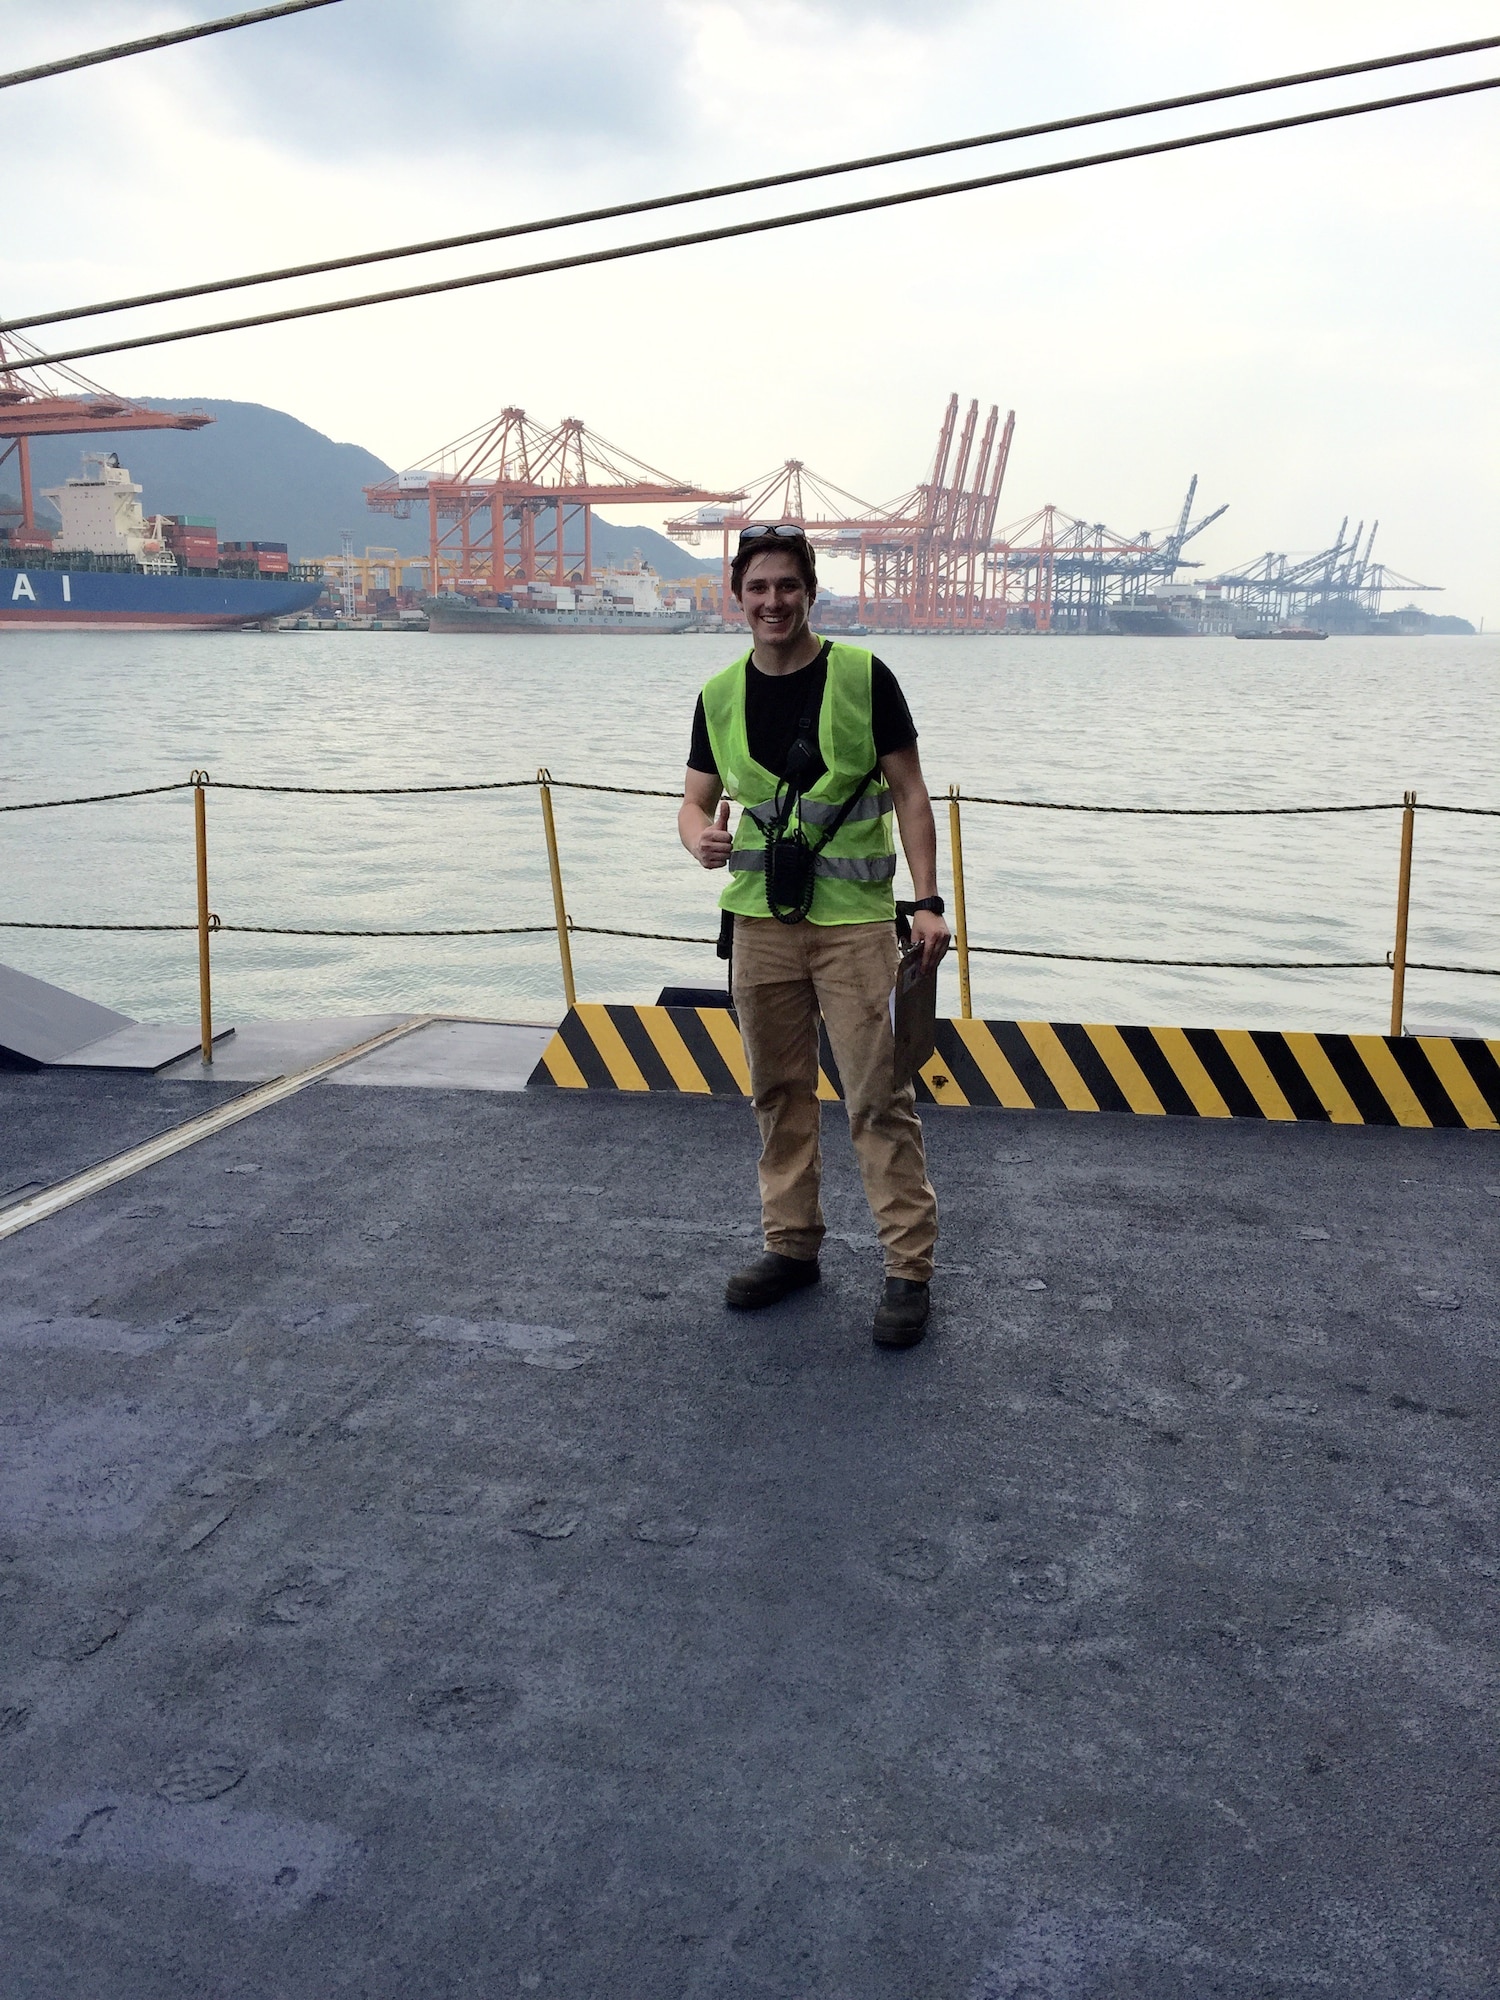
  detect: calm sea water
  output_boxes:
[2,629,1497,1036]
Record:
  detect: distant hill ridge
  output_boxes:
[12,398,711,577]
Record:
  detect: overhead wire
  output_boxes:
[0,0,340,93]
[3,31,1497,336]
[6,68,1499,374]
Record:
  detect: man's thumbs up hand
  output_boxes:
[696,796,734,870]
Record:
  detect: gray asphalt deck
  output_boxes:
[1,1080,1497,1999]
[0,1069,252,1207]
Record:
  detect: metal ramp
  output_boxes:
[0,959,229,1071]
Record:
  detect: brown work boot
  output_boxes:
[725,1252,821,1310]
[872,1278,930,1347]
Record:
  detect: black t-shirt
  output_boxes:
[687,641,917,785]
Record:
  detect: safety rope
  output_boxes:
[220,923,555,937]
[968,945,1387,969]
[207,779,540,797]
[571,925,717,945]
[956,796,1405,816]
[0,920,198,931]
[0,781,192,813]
[965,946,1500,976]
[4,774,1499,814]
[4,914,1495,978]
[548,780,681,800]
[0,919,552,938]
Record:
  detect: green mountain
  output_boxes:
[14,398,713,575]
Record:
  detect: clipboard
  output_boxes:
[890,944,938,1089]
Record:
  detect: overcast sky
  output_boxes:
[6,0,1498,617]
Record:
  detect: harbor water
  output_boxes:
[2,630,1497,1036]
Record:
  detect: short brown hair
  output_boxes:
[730,532,817,602]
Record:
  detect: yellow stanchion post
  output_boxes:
[1389,788,1416,1037]
[947,783,972,1019]
[537,767,578,1009]
[191,768,214,1063]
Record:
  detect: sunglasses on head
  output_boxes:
[736,522,809,551]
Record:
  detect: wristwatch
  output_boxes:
[911,895,946,916]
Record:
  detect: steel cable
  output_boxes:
[4,31,1495,334]
[0,1,339,93]
[9,70,1500,373]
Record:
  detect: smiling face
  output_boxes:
[736,547,815,649]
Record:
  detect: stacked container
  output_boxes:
[163,515,219,569]
[219,539,290,575]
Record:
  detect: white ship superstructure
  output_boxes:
[40,453,175,571]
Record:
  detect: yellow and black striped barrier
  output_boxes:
[529,1004,1500,1130]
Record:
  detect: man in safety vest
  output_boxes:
[679,523,949,1346]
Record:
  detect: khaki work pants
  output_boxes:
[731,915,938,1282]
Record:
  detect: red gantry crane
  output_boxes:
[665,395,1015,632]
[364,406,740,596]
[0,332,212,545]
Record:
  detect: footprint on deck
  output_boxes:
[32,1604,131,1661]
[878,1536,949,1582]
[410,1682,518,1730]
[635,1517,699,1548]
[1007,1558,1071,1605]
[157,1754,246,1804]
[406,1484,483,1517]
[512,1500,582,1540]
[258,1569,347,1625]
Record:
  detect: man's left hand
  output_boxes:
[911,909,951,976]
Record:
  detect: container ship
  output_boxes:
[424,557,695,634]
[0,453,323,629]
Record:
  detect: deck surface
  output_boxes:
[1,1071,1497,1999]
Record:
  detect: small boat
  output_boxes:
[1235,626,1328,641]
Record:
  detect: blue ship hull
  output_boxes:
[0,564,323,629]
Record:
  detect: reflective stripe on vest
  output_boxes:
[727,849,898,881]
[700,639,898,926]
[743,790,895,830]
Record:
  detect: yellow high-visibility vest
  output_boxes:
[700,640,897,924]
